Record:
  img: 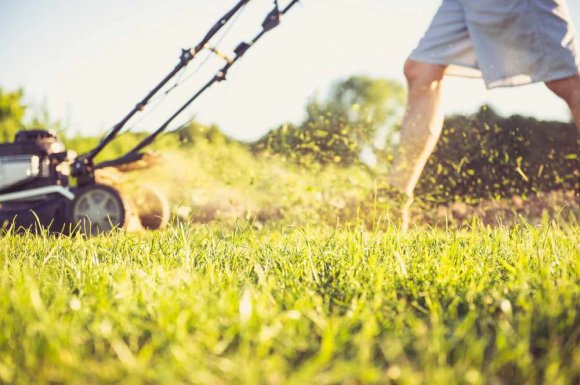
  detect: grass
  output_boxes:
[1,131,579,384]
[1,221,579,385]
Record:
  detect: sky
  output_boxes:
[0,0,579,141]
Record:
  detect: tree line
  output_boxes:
[1,79,578,202]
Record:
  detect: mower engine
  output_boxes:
[0,130,70,192]
[0,130,77,231]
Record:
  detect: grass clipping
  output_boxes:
[122,139,578,229]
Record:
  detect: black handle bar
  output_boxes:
[95,0,300,170]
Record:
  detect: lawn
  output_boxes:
[1,222,578,384]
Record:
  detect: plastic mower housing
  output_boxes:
[0,130,167,234]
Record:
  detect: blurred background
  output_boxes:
[1,0,579,139]
[0,0,578,227]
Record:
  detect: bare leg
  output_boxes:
[389,61,447,195]
[387,60,447,230]
[546,74,580,132]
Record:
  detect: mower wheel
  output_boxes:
[69,184,126,235]
[131,186,170,230]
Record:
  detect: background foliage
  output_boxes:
[252,76,405,165]
[417,106,579,204]
[1,80,578,209]
[0,89,26,143]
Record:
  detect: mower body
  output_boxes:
[0,129,169,234]
[0,130,78,231]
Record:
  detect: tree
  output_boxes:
[325,76,405,146]
[254,76,405,165]
[174,120,231,146]
[0,88,26,142]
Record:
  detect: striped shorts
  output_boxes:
[409,0,580,89]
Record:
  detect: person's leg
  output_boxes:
[545,74,580,132]
[389,60,447,195]
[387,60,447,230]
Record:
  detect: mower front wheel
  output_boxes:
[69,184,126,235]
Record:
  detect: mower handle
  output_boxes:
[81,0,252,164]
[115,0,301,159]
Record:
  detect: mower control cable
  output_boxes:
[121,3,249,136]
[79,0,251,166]
[96,0,300,169]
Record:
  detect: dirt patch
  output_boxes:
[425,190,579,227]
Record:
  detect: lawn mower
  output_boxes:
[0,0,299,234]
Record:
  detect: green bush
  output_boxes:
[416,106,579,203]
[0,89,26,142]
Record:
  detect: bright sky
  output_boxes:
[1,0,579,141]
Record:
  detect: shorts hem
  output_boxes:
[408,54,580,89]
[486,68,580,89]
